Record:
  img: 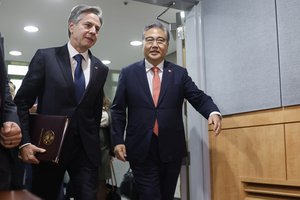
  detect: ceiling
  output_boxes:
[0,0,182,70]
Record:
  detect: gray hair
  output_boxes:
[142,22,170,42]
[68,4,103,37]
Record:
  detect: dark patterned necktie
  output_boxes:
[73,54,85,102]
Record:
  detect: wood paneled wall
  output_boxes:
[209,106,300,200]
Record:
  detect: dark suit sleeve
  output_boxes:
[182,68,220,119]
[2,82,20,124]
[14,49,45,144]
[0,46,19,125]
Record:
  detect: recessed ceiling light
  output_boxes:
[130,40,142,46]
[9,50,22,56]
[102,60,111,65]
[24,25,39,33]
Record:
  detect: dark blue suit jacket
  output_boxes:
[14,44,108,166]
[0,40,20,146]
[111,60,219,163]
[0,45,19,126]
[0,38,21,189]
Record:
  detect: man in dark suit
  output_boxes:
[0,34,22,190]
[111,22,222,200]
[14,4,108,200]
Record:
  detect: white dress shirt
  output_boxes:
[68,42,90,87]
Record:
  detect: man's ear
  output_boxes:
[69,22,75,35]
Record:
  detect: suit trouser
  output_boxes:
[31,134,98,200]
[130,134,182,200]
[10,148,26,190]
[0,147,11,190]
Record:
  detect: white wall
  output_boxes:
[185,3,212,200]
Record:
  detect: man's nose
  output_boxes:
[89,26,97,34]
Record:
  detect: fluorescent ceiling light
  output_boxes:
[130,41,142,46]
[9,51,22,56]
[102,60,111,65]
[24,25,39,32]
[8,65,28,76]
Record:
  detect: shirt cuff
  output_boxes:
[19,143,31,149]
[209,111,222,118]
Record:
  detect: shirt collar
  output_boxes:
[68,41,89,61]
[145,59,164,72]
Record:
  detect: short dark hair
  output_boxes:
[142,22,170,42]
[68,4,103,37]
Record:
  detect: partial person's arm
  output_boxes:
[14,49,46,163]
[182,68,222,134]
[0,78,22,148]
[0,121,21,148]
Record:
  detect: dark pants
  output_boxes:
[31,135,98,200]
[0,147,11,190]
[130,135,182,200]
[10,148,26,190]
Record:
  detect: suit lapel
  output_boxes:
[55,45,76,100]
[86,51,97,92]
[158,61,172,106]
[81,52,104,102]
[136,61,154,106]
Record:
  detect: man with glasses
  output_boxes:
[111,22,222,200]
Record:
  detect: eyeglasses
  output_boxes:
[144,37,167,45]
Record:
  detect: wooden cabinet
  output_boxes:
[209,106,300,200]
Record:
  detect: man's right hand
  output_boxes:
[0,122,22,148]
[114,144,127,162]
[19,144,46,164]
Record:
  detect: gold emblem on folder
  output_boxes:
[41,130,55,145]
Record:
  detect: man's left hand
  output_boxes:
[208,114,222,135]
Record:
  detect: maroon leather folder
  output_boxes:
[29,113,69,163]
